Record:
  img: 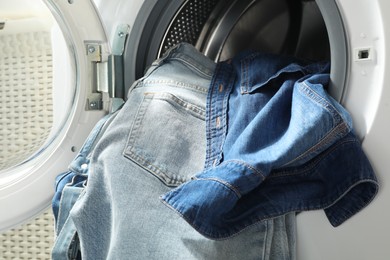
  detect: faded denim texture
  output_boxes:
[69,43,296,259]
[52,112,118,259]
[161,50,379,239]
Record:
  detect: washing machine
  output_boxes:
[0,0,389,259]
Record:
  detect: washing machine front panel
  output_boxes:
[297,0,390,259]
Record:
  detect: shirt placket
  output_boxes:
[204,61,235,170]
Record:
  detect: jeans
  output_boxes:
[69,43,296,259]
[52,112,119,259]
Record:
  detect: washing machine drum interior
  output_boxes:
[127,0,331,88]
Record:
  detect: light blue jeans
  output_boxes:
[52,112,119,259]
[70,43,296,259]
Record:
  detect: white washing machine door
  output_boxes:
[0,0,110,231]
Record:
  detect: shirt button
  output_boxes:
[81,163,88,170]
[213,159,219,167]
[216,116,221,128]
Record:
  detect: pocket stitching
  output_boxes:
[123,92,205,186]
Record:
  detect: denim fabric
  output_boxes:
[70,43,296,259]
[52,112,117,224]
[52,186,83,260]
[51,112,119,259]
[161,51,379,239]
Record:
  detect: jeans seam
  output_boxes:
[143,79,209,93]
[143,92,206,119]
[170,56,214,78]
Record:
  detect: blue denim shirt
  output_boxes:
[161,51,379,239]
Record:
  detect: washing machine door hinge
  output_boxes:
[86,24,130,112]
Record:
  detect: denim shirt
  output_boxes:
[161,51,379,240]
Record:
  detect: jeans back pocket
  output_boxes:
[123,92,206,187]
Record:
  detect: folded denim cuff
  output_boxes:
[324,179,379,227]
[160,161,264,239]
[160,177,241,240]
